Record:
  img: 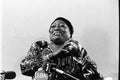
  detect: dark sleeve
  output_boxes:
[20,42,43,77]
[73,43,102,80]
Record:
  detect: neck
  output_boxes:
[49,42,64,52]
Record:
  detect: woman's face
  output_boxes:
[49,20,71,45]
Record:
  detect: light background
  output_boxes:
[1,0,119,80]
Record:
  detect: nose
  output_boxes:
[54,25,60,30]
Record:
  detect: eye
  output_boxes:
[59,23,66,28]
[49,25,56,33]
[50,25,56,28]
[60,25,65,27]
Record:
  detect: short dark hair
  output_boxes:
[49,17,74,38]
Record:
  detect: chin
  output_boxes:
[52,36,62,40]
[51,37,64,45]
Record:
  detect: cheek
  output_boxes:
[49,28,53,34]
[60,28,66,32]
[65,29,71,38]
[49,33,52,38]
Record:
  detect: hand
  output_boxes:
[63,42,78,53]
[42,55,50,61]
[42,53,54,61]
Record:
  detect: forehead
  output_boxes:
[51,20,67,25]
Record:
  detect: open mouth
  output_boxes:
[53,31,61,36]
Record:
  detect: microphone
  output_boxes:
[52,67,79,80]
[0,71,16,79]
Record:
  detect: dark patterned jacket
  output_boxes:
[20,39,102,80]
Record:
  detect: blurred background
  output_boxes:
[1,0,118,80]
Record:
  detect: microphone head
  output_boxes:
[4,71,16,79]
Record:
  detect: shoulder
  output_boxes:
[27,40,49,56]
[69,39,88,58]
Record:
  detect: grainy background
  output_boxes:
[1,0,118,80]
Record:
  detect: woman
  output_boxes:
[20,17,102,80]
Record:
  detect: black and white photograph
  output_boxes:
[0,0,118,80]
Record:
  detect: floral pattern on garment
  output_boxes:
[20,39,101,80]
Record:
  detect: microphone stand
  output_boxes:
[52,67,80,80]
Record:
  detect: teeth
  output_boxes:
[55,32,60,34]
[54,32,61,35]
